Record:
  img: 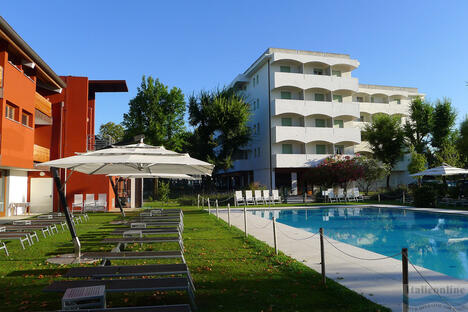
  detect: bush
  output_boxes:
[413,185,438,207]
[158,181,170,204]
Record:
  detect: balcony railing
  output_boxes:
[273,99,360,118]
[87,135,114,151]
[273,153,354,168]
[35,92,52,116]
[273,72,359,91]
[272,126,361,144]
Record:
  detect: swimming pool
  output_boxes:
[251,207,468,280]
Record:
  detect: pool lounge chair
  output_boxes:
[43,277,196,311]
[353,188,363,202]
[94,194,107,212]
[336,189,346,202]
[262,190,270,204]
[72,194,84,213]
[101,236,184,251]
[55,304,192,312]
[64,263,195,291]
[234,191,245,207]
[0,240,8,256]
[0,232,33,249]
[111,227,180,236]
[328,191,338,203]
[81,250,185,264]
[271,190,281,204]
[84,194,96,212]
[244,190,255,205]
[254,190,265,205]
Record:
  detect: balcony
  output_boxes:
[272,126,361,144]
[35,92,52,116]
[359,102,409,116]
[33,144,50,162]
[273,72,359,92]
[273,99,359,118]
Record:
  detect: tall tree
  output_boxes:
[431,98,456,152]
[434,131,462,167]
[122,76,186,151]
[363,114,405,188]
[189,88,251,170]
[457,117,468,166]
[356,157,388,195]
[404,97,433,154]
[99,122,125,143]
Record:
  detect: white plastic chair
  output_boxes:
[354,188,363,202]
[328,191,338,203]
[95,193,107,211]
[271,190,281,204]
[254,190,265,205]
[84,194,96,212]
[234,191,245,207]
[244,190,255,205]
[337,189,346,202]
[71,194,83,213]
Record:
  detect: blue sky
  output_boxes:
[3,1,468,128]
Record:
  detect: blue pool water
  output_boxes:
[252,207,468,280]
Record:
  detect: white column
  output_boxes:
[291,172,298,195]
[130,178,136,209]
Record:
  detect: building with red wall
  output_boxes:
[0,17,127,217]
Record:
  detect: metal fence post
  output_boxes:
[320,227,326,287]
[402,191,406,204]
[227,203,231,227]
[216,199,219,219]
[378,193,381,203]
[402,248,409,312]
[243,205,247,237]
[207,198,211,214]
[273,217,278,255]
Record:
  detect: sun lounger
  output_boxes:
[0,240,8,256]
[127,221,183,232]
[80,250,185,264]
[0,232,33,249]
[72,194,84,213]
[64,263,195,290]
[43,277,196,310]
[111,228,180,236]
[3,224,52,238]
[54,304,192,312]
[254,190,265,205]
[234,191,245,207]
[271,190,281,204]
[244,191,254,205]
[101,236,183,251]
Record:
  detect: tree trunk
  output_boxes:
[154,178,159,200]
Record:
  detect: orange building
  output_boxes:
[0,17,127,217]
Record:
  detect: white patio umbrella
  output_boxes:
[410,163,468,177]
[36,139,213,257]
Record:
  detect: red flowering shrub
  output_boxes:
[304,155,365,188]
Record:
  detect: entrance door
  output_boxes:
[30,178,53,213]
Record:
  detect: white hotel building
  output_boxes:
[221,48,423,194]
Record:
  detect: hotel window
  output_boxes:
[257,122,260,134]
[316,144,326,154]
[280,91,292,99]
[257,99,260,109]
[314,93,325,102]
[315,119,326,127]
[281,118,292,126]
[396,99,401,104]
[356,96,364,103]
[257,147,260,157]
[359,115,365,122]
[333,95,343,103]
[334,120,344,128]
[254,148,257,157]
[256,75,259,85]
[282,144,293,154]
[280,65,291,73]
[5,102,17,121]
[371,97,375,103]
[21,110,32,127]
[313,68,323,75]
[332,70,341,77]
[253,124,257,134]
[335,145,344,154]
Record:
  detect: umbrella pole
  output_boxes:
[109,176,126,217]
[51,167,81,258]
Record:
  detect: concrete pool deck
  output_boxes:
[211,205,468,312]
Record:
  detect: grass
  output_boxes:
[0,206,389,311]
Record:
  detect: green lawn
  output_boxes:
[0,206,388,311]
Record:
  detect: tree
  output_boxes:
[404,97,433,154]
[356,157,388,195]
[188,88,251,170]
[434,132,462,167]
[431,98,456,152]
[407,149,427,175]
[363,114,405,188]
[457,117,468,166]
[304,155,365,190]
[122,76,186,151]
[99,122,124,143]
